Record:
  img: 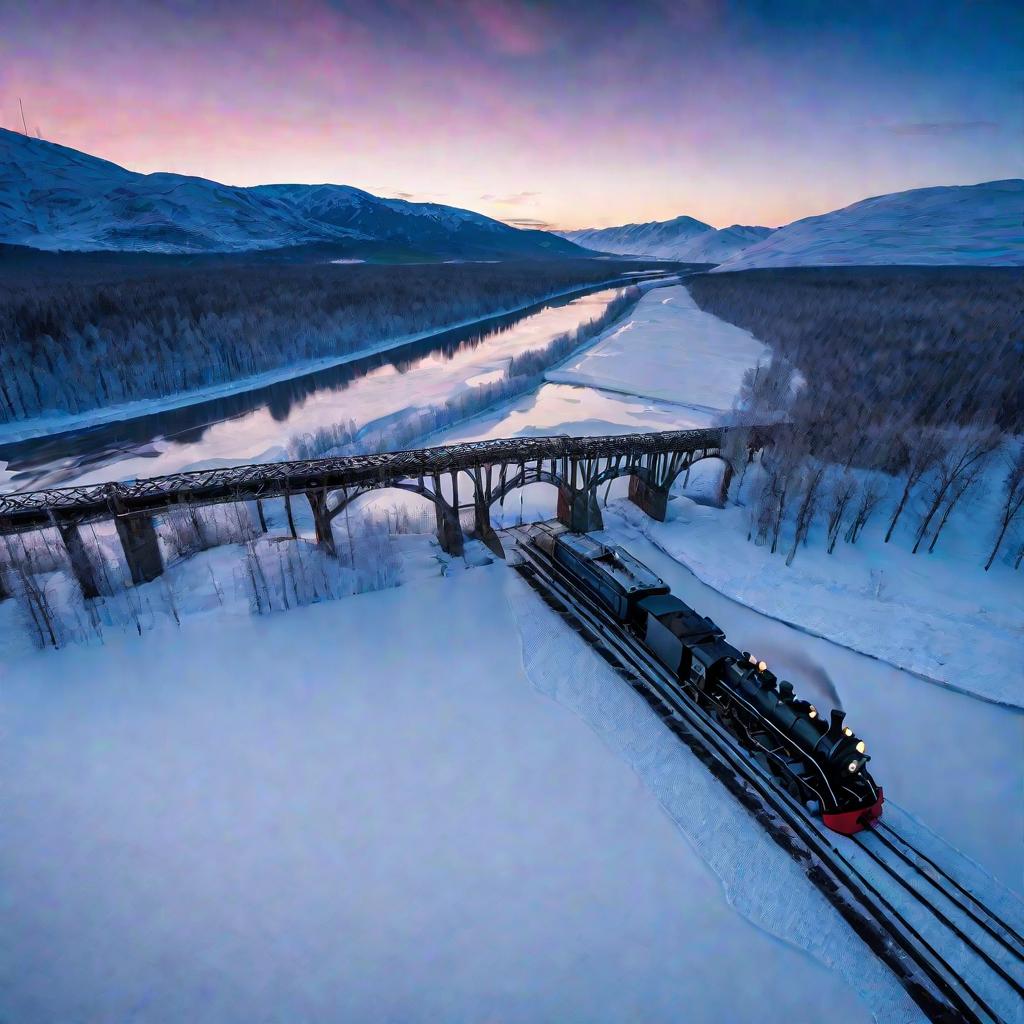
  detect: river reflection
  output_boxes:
[1,279,654,491]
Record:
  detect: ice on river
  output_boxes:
[545,284,770,413]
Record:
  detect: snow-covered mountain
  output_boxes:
[0,128,585,259]
[559,217,773,263]
[713,180,1024,271]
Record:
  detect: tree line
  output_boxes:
[691,268,1024,571]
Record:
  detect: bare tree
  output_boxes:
[11,567,61,649]
[884,427,944,543]
[825,473,858,554]
[844,478,884,545]
[786,463,826,565]
[926,461,984,553]
[985,444,1024,570]
[912,424,1000,554]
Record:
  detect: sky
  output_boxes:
[1,0,1020,230]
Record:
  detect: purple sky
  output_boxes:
[1,0,1020,229]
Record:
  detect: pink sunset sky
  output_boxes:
[1,0,1019,231]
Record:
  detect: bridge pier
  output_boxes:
[114,513,164,585]
[472,499,505,558]
[557,487,603,533]
[435,504,464,556]
[56,520,101,598]
[628,475,670,522]
[307,489,336,556]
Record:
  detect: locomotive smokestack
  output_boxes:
[827,708,846,737]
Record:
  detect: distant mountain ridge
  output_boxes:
[0,128,586,259]
[713,179,1024,271]
[559,217,774,263]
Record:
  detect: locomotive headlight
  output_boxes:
[855,741,866,754]
[808,705,817,719]
[848,761,859,773]
[843,726,853,737]
[758,660,767,672]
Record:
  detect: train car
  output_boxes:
[635,593,724,677]
[548,529,669,621]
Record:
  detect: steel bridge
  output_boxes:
[0,426,765,596]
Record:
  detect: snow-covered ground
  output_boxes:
[3,270,1021,1019]
[2,556,892,1024]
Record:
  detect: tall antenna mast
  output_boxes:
[19,98,29,136]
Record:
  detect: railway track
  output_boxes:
[506,526,1024,1024]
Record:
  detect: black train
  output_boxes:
[531,523,883,835]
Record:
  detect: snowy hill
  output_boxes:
[0,128,585,259]
[713,180,1024,271]
[559,217,773,263]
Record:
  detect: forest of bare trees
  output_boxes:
[693,268,1024,571]
[0,257,655,426]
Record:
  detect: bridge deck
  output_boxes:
[0,427,753,533]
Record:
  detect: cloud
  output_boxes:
[377,189,449,201]
[462,0,556,56]
[480,191,541,205]
[504,216,554,230]
[879,120,998,136]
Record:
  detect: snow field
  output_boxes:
[1,561,880,1024]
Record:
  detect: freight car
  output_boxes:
[529,523,883,835]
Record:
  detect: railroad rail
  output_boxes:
[507,526,1023,1024]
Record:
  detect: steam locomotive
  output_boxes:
[529,523,883,835]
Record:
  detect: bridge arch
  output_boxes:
[667,452,734,507]
[487,465,569,509]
